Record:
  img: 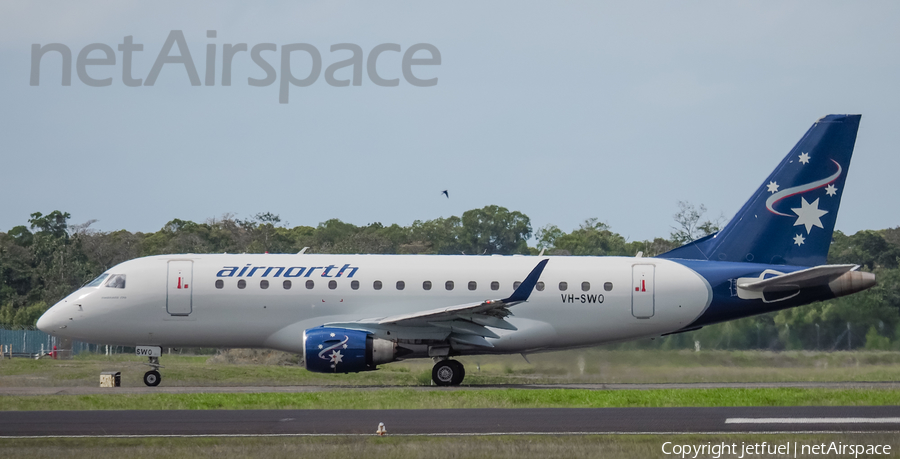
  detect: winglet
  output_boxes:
[502,259,549,303]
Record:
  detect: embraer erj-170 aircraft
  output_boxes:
[38,114,875,386]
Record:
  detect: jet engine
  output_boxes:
[303,327,398,373]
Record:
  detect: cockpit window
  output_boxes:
[105,274,126,289]
[86,273,109,287]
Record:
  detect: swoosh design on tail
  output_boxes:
[765,159,841,217]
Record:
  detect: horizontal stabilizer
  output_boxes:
[737,264,857,292]
[736,264,875,303]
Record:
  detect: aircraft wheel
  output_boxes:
[432,360,465,386]
[143,370,161,387]
[450,360,465,384]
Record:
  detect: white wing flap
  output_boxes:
[378,299,509,325]
[325,298,516,338]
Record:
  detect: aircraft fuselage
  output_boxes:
[40,254,718,355]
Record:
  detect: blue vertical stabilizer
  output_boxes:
[658,114,861,267]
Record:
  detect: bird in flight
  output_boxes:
[441,190,449,198]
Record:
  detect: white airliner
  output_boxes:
[38,115,875,386]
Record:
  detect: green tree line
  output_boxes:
[1,205,898,351]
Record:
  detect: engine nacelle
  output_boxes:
[303,327,397,373]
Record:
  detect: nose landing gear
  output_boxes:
[432,359,465,386]
[143,356,162,387]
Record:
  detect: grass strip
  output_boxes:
[2,388,899,411]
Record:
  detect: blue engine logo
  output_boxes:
[304,327,370,373]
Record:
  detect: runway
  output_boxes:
[2,406,899,437]
[2,381,898,396]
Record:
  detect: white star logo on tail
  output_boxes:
[798,152,810,164]
[767,181,779,193]
[825,184,838,196]
[792,197,828,234]
[793,234,805,246]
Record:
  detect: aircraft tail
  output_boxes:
[658,114,861,266]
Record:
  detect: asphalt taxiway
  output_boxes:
[2,406,899,437]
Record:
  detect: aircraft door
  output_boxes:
[631,264,655,318]
[167,260,193,316]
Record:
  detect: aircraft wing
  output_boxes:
[737,264,858,292]
[325,259,549,347]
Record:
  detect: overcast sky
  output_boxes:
[1,1,898,242]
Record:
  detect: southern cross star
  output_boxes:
[329,350,344,365]
[793,234,805,246]
[798,152,810,164]
[767,181,779,193]
[825,184,838,196]
[792,197,828,234]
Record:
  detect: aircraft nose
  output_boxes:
[36,309,51,333]
[36,305,64,333]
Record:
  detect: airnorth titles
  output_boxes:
[217,264,359,278]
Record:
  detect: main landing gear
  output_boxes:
[143,356,162,387]
[432,359,465,386]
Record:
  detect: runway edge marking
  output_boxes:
[726,418,900,424]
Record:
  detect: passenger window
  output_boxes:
[283,280,292,290]
[559,281,567,291]
[396,281,405,290]
[445,280,454,291]
[86,273,110,287]
[215,279,224,289]
[329,280,337,290]
[238,280,246,289]
[306,280,314,289]
[423,281,432,290]
[582,282,591,291]
[374,280,383,290]
[490,281,499,291]
[260,280,269,289]
[604,282,613,291]
[536,281,545,291]
[105,274,126,289]
[351,280,359,290]
[513,281,521,289]
[468,281,477,291]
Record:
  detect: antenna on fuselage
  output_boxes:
[298,247,309,254]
